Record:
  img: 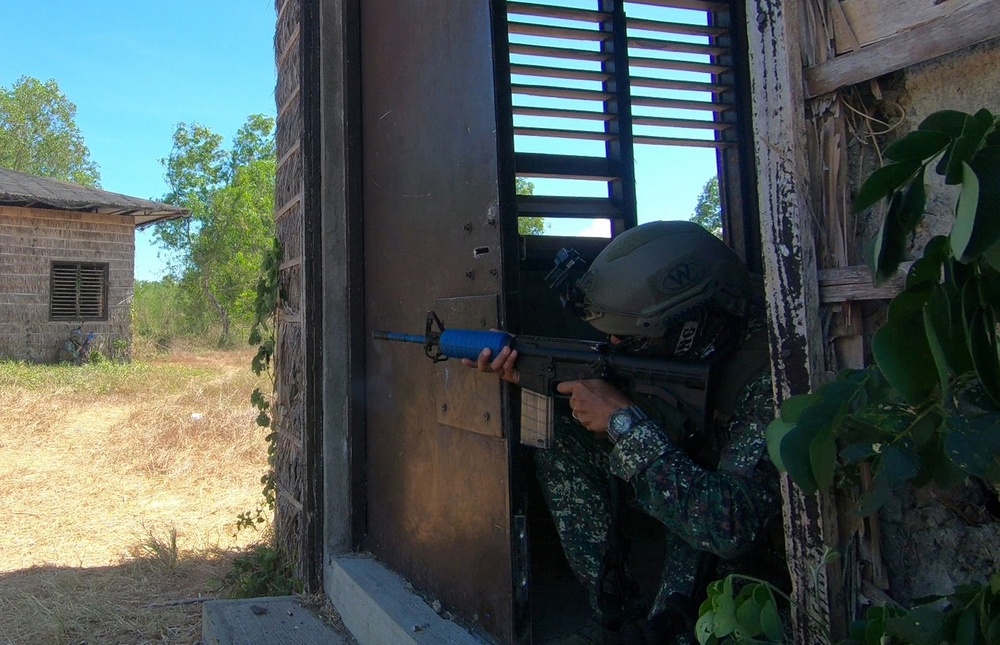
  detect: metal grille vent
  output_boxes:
[50,262,108,321]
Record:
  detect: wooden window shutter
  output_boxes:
[50,262,109,321]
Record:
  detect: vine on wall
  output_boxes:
[237,237,283,531]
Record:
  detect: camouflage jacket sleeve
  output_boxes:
[607,372,781,560]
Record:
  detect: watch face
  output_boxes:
[608,409,634,443]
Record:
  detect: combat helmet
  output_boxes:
[575,221,751,355]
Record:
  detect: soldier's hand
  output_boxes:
[556,379,632,435]
[462,344,520,385]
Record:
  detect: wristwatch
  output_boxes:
[606,406,648,444]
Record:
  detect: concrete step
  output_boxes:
[202,556,490,644]
[202,595,355,645]
[325,555,489,645]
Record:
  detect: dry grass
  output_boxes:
[0,348,272,645]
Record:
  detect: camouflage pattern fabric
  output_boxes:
[57,339,83,365]
[533,358,781,624]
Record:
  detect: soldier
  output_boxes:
[57,327,90,365]
[465,221,783,644]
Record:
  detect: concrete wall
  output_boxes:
[0,205,134,362]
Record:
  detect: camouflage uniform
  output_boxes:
[533,329,781,632]
[57,333,86,365]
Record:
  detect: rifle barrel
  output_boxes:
[372,331,428,345]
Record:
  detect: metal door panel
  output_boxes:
[361,0,513,641]
[433,294,504,438]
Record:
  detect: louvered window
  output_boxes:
[50,262,109,321]
[502,0,749,240]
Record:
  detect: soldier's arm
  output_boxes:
[607,373,780,559]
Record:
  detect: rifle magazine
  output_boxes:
[519,389,554,449]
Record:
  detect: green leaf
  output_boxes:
[955,607,979,645]
[919,110,972,137]
[979,265,1000,311]
[885,130,952,162]
[809,429,837,491]
[944,412,1000,481]
[951,161,982,262]
[780,406,832,495]
[818,378,866,407]
[840,442,877,465]
[923,283,974,397]
[921,432,967,489]
[985,243,1000,273]
[906,236,950,289]
[735,594,764,637]
[766,418,794,473]
[964,291,1000,406]
[778,393,821,424]
[854,474,891,516]
[853,160,920,213]
[871,169,928,282]
[879,444,920,489]
[982,244,1000,271]
[863,606,888,645]
[759,599,784,642]
[988,616,1000,645]
[908,410,942,448]
[958,148,1000,262]
[973,107,996,129]
[695,611,717,644]
[946,114,994,184]
[712,577,739,637]
[872,290,939,405]
[886,606,947,644]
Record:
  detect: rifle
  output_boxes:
[373,312,712,448]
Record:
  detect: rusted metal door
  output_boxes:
[361,1,516,642]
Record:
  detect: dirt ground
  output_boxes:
[0,348,271,644]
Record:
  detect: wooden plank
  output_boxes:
[834,0,987,54]
[805,2,1000,98]
[745,0,841,641]
[817,262,910,304]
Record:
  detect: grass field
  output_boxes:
[0,348,272,644]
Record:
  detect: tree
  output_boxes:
[153,115,276,344]
[0,76,101,186]
[516,177,548,236]
[690,176,722,238]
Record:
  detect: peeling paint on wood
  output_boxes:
[746,0,842,640]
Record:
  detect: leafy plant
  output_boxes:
[237,237,282,532]
[715,108,1000,644]
[224,544,301,599]
[842,575,1000,645]
[696,575,789,644]
[766,108,1000,509]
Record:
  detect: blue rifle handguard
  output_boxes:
[439,329,511,361]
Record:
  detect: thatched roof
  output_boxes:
[0,167,189,228]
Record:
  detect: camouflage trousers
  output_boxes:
[533,414,708,624]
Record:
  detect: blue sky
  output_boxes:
[1,1,278,280]
[2,2,718,278]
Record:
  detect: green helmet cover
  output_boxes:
[576,220,751,338]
